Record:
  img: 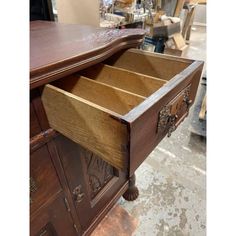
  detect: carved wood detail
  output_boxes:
[83,150,115,199]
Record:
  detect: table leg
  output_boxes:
[123,174,139,201]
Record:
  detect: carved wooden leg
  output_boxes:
[123,174,139,201]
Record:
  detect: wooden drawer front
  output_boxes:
[30,145,62,214]
[42,49,203,174]
[30,194,78,236]
[105,49,204,173]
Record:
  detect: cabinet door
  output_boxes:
[30,145,62,215]
[30,194,79,236]
[54,135,127,232]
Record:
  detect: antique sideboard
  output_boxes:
[30,21,203,236]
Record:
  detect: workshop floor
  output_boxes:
[118,25,206,236]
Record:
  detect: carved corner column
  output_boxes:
[123,174,139,201]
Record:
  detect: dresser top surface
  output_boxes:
[30,21,145,89]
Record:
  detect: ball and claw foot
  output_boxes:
[123,174,139,201]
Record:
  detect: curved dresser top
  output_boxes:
[30,21,146,89]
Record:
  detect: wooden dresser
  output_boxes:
[30,21,203,236]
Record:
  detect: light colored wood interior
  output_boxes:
[105,49,191,80]
[42,84,128,170]
[53,75,145,115]
[79,64,167,97]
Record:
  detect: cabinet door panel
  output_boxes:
[54,135,127,231]
[30,194,78,236]
[30,145,62,214]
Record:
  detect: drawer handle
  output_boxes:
[184,97,192,106]
[73,185,85,204]
[167,114,178,137]
[157,85,192,137]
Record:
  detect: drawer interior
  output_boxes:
[42,48,203,171]
[53,60,168,116]
[105,48,193,81]
[53,75,145,116]
[79,63,167,97]
[43,57,170,170]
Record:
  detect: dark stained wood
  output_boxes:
[126,61,204,175]
[31,88,51,131]
[30,193,79,236]
[30,21,204,236]
[30,128,57,153]
[30,22,146,236]
[123,174,139,201]
[53,135,127,232]
[30,21,145,89]
[83,182,129,236]
[46,139,82,234]
[41,48,203,174]
[30,145,62,216]
[90,205,138,236]
[30,102,42,138]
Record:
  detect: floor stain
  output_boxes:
[179,209,187,229]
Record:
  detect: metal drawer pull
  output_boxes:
[157,85,192,137]
[73,185,85,203]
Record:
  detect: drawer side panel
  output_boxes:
[41,84,129,170]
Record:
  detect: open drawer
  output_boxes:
[42,49,203,175]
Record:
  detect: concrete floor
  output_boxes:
[119,26,206,236]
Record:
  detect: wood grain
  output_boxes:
[54,135,127,232]
[126,61,204,175]
[30,193,78,236]
[30,22,205,235]
[30,102,42,138]
[80,63,167,97]
[174,0,185,17]
[30,128,57,153]
[54,75,145,115]
[106,48,192,80]
[30,21,145,89]
[42,84,129,170]
[30,145,62,216]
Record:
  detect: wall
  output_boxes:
[194,4,206,25]
[56,0,100,27]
